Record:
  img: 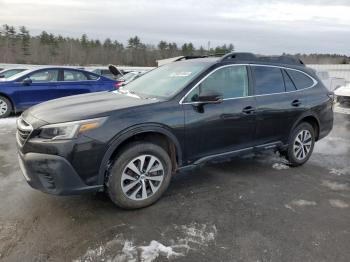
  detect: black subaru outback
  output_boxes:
[17,53,333,209]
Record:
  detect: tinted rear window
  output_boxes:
[253,66,285,95]
[286,69,314,90]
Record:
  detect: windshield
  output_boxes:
[117,62,209,99]
[0,69,26,78]
[6,69,31,81]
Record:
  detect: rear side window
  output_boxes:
[63,70,88,81]
[87,73,99,80]
[282,70,296,92]
[253,66,285,95]
[286,69,314,90]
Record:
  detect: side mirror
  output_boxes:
[197,90,223,104]
[22,78,32,86]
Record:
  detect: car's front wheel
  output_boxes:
[107,142,172,209]
[0,96,12,118]
[286,122,315,167]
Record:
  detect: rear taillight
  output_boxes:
[114,82,123,89]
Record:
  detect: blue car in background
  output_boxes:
[0,67,116,118]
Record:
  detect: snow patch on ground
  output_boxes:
[139,240,184,261]
[289,199,317,207]
[321,180,349,191]
[313,137,349,156]
[0,117,17,135]
[75,223,217,262]
[329,199,349,209]
[329,168,349,176]
[0,117,17,126]
[272,163,289,170]
[175,223,217,247]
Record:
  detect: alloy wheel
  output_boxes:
[121,154,165,201]
[0,99,8,116]
[293,130,312,160]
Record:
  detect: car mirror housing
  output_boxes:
[197,90,223,104]
[22,78,32,86]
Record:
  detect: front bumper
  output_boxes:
[18,151,103,195]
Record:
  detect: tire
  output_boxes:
[286,122,315,167]
[107,142,172,209]
[0,96,12,118]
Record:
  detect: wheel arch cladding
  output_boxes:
[295,115,320,141]
[97,125,183,185]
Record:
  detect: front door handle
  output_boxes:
[242,106,255,114]
[291,99,301,107]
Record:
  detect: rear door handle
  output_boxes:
[291,100,301,107]
[242,106,255,114]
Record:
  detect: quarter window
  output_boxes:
[63,70,88,81]
[185,65,249,101]
[29,70,59,83]
[282,70,297,92]
[253,66,285,95]
[286,70,314,90]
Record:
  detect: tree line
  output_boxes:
[0,24,349,66]
[0,24,234,66]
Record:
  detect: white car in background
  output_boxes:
[316,70,346,91]
[334,83,350,114]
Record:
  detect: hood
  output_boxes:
[334,84,350,97]
[23,91,158,124]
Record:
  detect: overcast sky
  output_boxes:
[1,0,350,55]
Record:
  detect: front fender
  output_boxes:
[97,123,183,184]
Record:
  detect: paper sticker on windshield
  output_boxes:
[169,72,192,77]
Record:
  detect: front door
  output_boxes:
[182,65,257,163]
[16,69,59,109]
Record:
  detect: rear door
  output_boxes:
[56,69,95,98]
[252,65,306,145]
[16,69,59,108]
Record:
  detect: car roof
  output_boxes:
[5,66,107,81]
[176,53,312,74]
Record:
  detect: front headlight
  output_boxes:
[38,117,107,140]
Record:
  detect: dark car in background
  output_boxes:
[0,67,116,117]
[17,53,333,209]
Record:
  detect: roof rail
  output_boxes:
[175,55,209,61]
[219,52,305,66]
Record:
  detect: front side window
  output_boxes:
[29,70,59,83]
[286,69,314,90]
[63,70,88,81]
[185,65,249,102]
[253,66,285,95]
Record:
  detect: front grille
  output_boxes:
[16,118,33,146]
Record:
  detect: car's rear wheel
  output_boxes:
[286,122,315,167]
[0,96,12,118]
[107,142,172,209]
